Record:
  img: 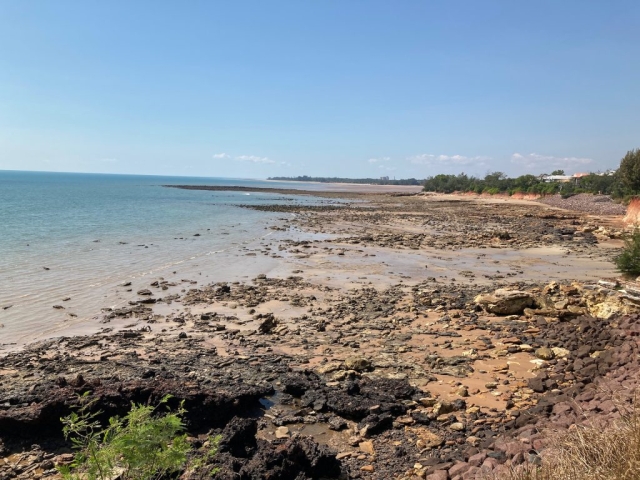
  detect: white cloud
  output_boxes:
[213,152,276,164]
[410,154,490,166]
[368,157,391,164]
[511,152,593,171]
[234,155,275,164]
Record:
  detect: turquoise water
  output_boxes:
[0,171,330,347]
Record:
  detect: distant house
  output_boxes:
[541,172,595,183]
[380,176,390,181]
[542,175,573,183]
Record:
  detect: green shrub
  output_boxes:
[58,394,217,480]
[616,148,640,196]
[615,228,640,276]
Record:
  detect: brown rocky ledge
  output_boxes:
[2,277,640,479]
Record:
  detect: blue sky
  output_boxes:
[0,1,638,179]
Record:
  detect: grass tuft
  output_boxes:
[495,400,640,480]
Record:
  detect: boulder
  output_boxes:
[535,347,555,360]
[410,427,444,449]
[551,347,570,358]
[474,289,534,315]
[344,356,371,372]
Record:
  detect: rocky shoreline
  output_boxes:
[1,190,637,479]
[536,193,627,216]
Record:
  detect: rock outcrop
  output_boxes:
[474,289,534,315]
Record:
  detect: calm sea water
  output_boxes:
[0,171,330,348]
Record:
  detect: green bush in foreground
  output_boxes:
[59,393,219,480]
[615,228,640,276]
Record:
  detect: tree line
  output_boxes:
[422,172,616,196]
[423,148,640,199]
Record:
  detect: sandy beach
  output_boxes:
[2,187,639,479]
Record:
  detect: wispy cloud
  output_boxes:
[234,155,275,164]
[511,152,593,171]
[368,157,391,164]
[214,152,276,164]
[410,154,490,166]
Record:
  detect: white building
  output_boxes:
[541,175,573,183]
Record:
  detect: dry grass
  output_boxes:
[496,403,640,480]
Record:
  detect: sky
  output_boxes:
[0,1,639,179]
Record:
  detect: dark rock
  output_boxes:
[528,376,546,393]
[358,413,394,435]
[228,436,342,480]
[218,417,258,458]
[328,416,347,431]
[258,314,278,334]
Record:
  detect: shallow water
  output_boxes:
[0,171,335,348]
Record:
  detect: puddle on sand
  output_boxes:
[259,396,277,409]
[257,391,350,448]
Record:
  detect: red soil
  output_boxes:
[624,198,640,225]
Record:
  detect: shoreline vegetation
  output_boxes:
[422,172,618,197]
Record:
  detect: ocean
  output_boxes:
[0,170,331,349]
